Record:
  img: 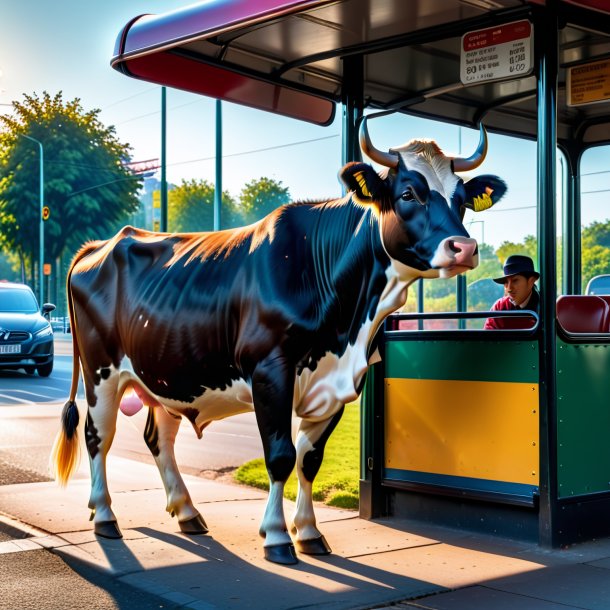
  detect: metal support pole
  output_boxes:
[214,99,222,231]
[21,134,44,305]
[341,55,363,166]
[417,279,424,330]
[535,3,559,547]
[160,86,168,232]
[457,275,467,328]
[561,147,581,294]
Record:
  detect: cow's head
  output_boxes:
[340,118,506,279]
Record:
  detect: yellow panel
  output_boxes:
[385,378,539,486]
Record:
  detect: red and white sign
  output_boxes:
[460,20,533,85]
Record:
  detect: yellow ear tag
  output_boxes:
[354,171,371,198]
[472,191,493,212]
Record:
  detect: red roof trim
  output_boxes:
[112,0,336,125]
[120,52,336,126]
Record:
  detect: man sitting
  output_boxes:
[484,255,539,330]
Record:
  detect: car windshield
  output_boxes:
[0,288,39,314]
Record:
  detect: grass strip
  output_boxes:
[234,401,360,509]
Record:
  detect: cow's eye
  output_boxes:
[401,188,416,202]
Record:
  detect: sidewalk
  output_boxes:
[1,451,610,610]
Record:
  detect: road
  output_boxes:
[0,334,265,487]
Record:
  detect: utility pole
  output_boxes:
[214,99,222,231]
[160,86,168,232]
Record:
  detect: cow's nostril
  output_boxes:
[447,240,461,253]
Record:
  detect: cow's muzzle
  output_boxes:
[431,236,479,278]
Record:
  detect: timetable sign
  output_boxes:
[568,59,610,107]
[460,20,533,85]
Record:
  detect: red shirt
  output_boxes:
[484,289,539,330]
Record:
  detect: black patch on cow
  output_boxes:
[85,413,101,460]
[181,408,199,427]
[100,367,111,380]
[143,408,159,457]
[302,407,345,482]
[265,430,297,483]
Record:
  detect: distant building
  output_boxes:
[136,177,175,231]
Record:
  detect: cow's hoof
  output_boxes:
[295,535,332,555]
[94,521,123,539]
[264,543,298,565]
[179,514,209,535]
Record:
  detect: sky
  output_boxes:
[1,1,608,249]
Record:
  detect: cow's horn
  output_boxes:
[359,117,398,169]
[452,124,488,172]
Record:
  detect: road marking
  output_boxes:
[0,394,31,405]
[1,389,60,400]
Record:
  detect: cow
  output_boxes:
[52,119,506,565]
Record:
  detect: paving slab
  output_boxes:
[347,541,546,591]
[402,585,583,609]
[484,563,610,610]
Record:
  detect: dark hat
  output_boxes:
[493,255,539,284]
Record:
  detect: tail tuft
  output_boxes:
[50,400,81,486]
[61,399,80,440]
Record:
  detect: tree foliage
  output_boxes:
[167,177,289,232]
[168,179,238,232]
[238,177,291,224]
[0,92,141,282]
[496,235,538,267]
[583,220,610,250]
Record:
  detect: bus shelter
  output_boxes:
[113,0,610,547]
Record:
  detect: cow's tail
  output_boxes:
[50,251,88,486]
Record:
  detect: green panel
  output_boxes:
[385,339,539,383]
[557,339,610,497]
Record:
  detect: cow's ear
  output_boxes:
[462,175,507,214]
[339,162,386,203]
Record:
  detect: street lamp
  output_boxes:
[467,219,485,247]
[19,134,44,306]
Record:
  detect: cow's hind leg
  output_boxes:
[143,407,207,534]
[86,373,122,539]
[291,406,345,555]
[253,351,297,565]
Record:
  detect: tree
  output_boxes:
[583,220,610,250]
[238,177,291,224]
[582,244,610,292]
[496,235,538,267]
[581,220,610,291]
[0,251,20,282]
[168,179,238,232]
[465,243,504,310]
[0,92,141,283]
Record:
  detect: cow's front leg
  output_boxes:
[252,350,297,565]
[86,375,122,539]
[144,407,207,534]
[291,407,344,555]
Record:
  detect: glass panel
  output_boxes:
[580,145,610,294]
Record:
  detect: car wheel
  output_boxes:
[24,366,35,375]
[37,360,53,377]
